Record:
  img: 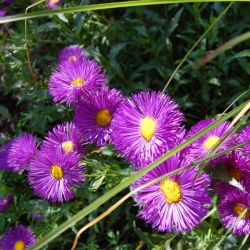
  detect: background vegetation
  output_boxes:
[0,1,250,249]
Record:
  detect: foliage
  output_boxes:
[0,1,249,249]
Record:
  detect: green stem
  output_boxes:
[29,101,249,250]
[0,0,247,24]
[197,31,250,66]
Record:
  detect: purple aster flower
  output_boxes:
[237,125,250,159]
[218,187,250,235]
[74,88,124,146]
[58,45,87,64]
[0,143,12,171]
[3,0,14,4]
[218,150,250,183]
[0,225,36,250]
[111,91,184,167]
[0,193,13,212]
[31,212,44,220]
[46,0,62,9]
[183,118,235,166]
[0,9,7,17]
[28,148,84,203]
[41,122,85,155]
[49,57,107,106]
[7,133,38,172]
[132,155,211,232]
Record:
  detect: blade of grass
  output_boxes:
[29,101,248,250]
[162,2,233,92]
[0,0,248,25]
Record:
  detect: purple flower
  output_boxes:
[7,133,38,172]
[31,213,44,220]
[111,91,184,168]
[74,88,124,146]
[238,125,250,159]
[58,45,87,64]
[0,9,7,17]
[183,118,235,166]
[132,155,211,232]
[46,0,62,9]
[0,193,13,212]
[41,122,85,155]
[49,58,107,106]
[218,187,250,235]
[0,225,36,250]
[0,143,12,171]
[28,148,84,203]
[219,150,250,183]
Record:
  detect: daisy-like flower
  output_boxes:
[219,150,250,183]
[184,118,235,166]
[111,91,184,167]
[218,187,250,235]
[0,193,13,212]
[0,143,12,171]
[0,9,7,17]
[6,133,38,172]
[42,122,84,155]
[49,58,107,106]
[46,0,62,9]
[28,148,84,203]
[212,179,237,197]
[238,125,250,159]
[58,45,87,64]
[0,225,36,250]
[74,88,124,146]
[132,155,211,232]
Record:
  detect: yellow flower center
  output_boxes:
[50,0,60,3]
[69,55,77,62]
[203,136,220,150]
[71,78,83,88]
[140,116,156,141]
[51,164,64,180]
[61,140,74,154]
[160,179,182,204]
[14,240,25,250]
[96,109,112,127]
[233,203,250,219]
[228,166,241,181]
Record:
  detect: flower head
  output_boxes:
[218,187,250,235]
[0,143,12,171]
[49,58,107,106]
[7,133,38,172]
[132,155,211,232]
[42,122,84,155]
[46,0,62,9]
[58,45,87,64]
[74,88,124,146]
[28,148,84,203]
[0,225,36,250]
[111,91,184,167]
[237,125,250,160]
[218,150,250,183]
[184,118,235,166]
[0,193,13,212]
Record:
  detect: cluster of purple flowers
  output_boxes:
[0,44,249,245]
